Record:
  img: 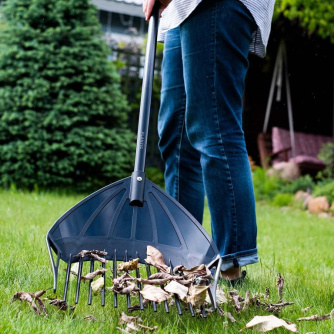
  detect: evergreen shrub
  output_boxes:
[0,0,136,192]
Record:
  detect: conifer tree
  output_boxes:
[0,0,136,191]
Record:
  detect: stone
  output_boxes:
[267,162,300,181]
[307,196,330,214]
[294,190,312,209]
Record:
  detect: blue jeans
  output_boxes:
[158,0,258,270]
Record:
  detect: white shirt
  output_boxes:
[157,0,276,58]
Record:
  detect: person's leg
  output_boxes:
[158,27,205,224]
[179,0,258,271]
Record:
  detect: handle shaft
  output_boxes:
[130,2,160,206]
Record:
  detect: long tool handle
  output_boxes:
[130,2,159,206]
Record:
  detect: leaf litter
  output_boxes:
[11,248,334,333]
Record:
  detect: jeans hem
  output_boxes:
[220,248,258,271]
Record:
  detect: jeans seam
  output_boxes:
[174,95,186,202]
[211,1,238,254]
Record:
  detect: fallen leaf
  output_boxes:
[240,315,298,333]
[114,273,136,285]
[144,246,170,273]
[49,299,73,311]
[137,278,172,286]
[297,309,334,321]
[140,285,171,303]
[91,277,104,295]
[11,291,47,315]
[119,311,143,325]
[113,282,140,295]
[34,290,48,298]
[205,287,227,305]
[164,281,188,301]
[75,250,108,263]
[70,262,79,281]
[301,306,312,313]
[187,285,210,307]
[173,264,212,281]
[242,290,251,310]
[84,314,98,322]
[276,273,284,301]
[217,306,236,323]
[117,258,140,272]
[138,324,158,331]
[81,268,107,280]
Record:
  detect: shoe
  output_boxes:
[220,270,246,288]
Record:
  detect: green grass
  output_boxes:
[1,189,334,333]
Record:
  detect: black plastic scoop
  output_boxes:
[46,2,222,313]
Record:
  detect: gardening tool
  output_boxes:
[46,2,222,315]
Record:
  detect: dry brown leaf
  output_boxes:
[81,268,107,280]
[83,314,98,322]
[144,246,170,273]
[148,273,175,280]
[240,315,298,333]
[276,273,285,301]
[91,277,104,295]
[301,306,313,313]
[138,324,158,331]
[49,299,72,311]
[187,285,210,307]
[217,306,236,323]
[11,291,47,316]
[206,287,227,305]
[34,290,48,298]
[173,264,212,280]
[126,322,140,332]
[115,282,140,295]
[69,262,79,281]
[297,309,334,321]
[242,290,251,310]
[164,281,188,301]
[119,311,143,325]
[75,250,108,263]
[117,258,140,272]
[140,285,171,303]
[114,273,136,285]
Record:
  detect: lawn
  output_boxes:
[0,189,334,333]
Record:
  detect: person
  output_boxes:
[143,0,275,283]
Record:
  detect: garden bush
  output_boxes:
[313,180,334,205]
[252,167,287,201]
[272,193,294,207]
[282,175,315,194]
[0,0,136,192]
[317,142,334,180]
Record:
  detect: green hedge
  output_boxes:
[0,0,136,192]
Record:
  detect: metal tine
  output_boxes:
[113,249,118,308]
[169,260,182,315]
[75,257,84,304]
[158,267,169,313]
[200,305,207,318]
[124,250,131,309]
[146,264,157,312]
[207,286,215,311]
[101,259,106,306]
[63,254,72,302]
[54,251,61,293]
[135,251,144,310]
[88,259,94,305]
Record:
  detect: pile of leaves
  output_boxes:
[11,247,334,333]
